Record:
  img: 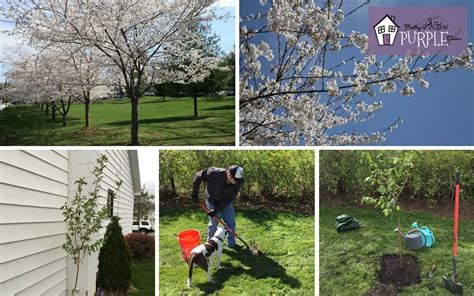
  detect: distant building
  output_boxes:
[374,15,399,46]
[0,150,141,295]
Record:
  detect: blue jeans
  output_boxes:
[206,200,236,247]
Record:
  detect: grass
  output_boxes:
[159,207,315,295]
[130,260,155,296]
[0,96,234,145]
[320,202,474,296]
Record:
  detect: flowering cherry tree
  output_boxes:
[6,47,112,126]
[2,0,221,145]
[52,44,115,128]
[240,0,473,145]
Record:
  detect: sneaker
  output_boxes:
[227,243,243,250]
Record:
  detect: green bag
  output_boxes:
[336,214,361,233]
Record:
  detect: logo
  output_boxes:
[373,15,399,46]
[368,7,467,55]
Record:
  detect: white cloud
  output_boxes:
[215,0,235,7]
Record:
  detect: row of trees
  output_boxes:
[1,0,226,144]
[160,150,315,203]
[154,51,235,118]
[320,150,474,202]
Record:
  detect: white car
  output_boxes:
[132,220,154,234]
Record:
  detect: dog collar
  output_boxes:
[211,236,224,243]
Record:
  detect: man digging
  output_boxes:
[191,165,244,249]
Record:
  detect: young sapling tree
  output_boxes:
[61,154,123,294]
[361,151,415,266]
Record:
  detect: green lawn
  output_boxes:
[320,202,474,296]
[0,96,234,145]
[130,260,155,296]
[159,208,315,295]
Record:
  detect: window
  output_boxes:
[388,25,396,33]
[133,221,139,226]
[141,221,150,225]
[107,189,114,218]
[377,26,385,34]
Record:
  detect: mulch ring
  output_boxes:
[377,254,421,291]
[364,283,397,296]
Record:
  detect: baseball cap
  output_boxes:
[229,165,244,183]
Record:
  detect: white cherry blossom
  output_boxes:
[240,0,473,145]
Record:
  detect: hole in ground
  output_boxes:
[378,254,421,290]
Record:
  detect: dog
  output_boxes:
[187,226,226,287]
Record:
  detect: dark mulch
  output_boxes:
[321,195,474,220]
[377,254,421,290]
[364,283,397,296]
[159,194,314,215]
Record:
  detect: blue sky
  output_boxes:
[212,3,236,53]
[241,0,473,146]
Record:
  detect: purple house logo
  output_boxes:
[373,15,399,46]
[368,7,467,55]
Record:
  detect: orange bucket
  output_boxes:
[178,229,201,262]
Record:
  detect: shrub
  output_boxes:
[159,150,315,204]
[320,150,474,203]
[96,216,132,293]
[125,233,155,261]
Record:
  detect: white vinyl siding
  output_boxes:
[65,150,137,293]
[0,150,68,295]
[0,150,137,295]
[101,150,135,234]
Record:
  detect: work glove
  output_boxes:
[191,193,198,203]
[207,208,217,217]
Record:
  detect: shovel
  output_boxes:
[199,203,260,255]
[443,171,463,295]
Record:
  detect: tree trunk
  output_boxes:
[131,96,139,145]
[51,103,56,120]
[59,97,72,126]
[170,175,177,196]
[193,95,198,118]
[74,253,81,290]
[40,103,44,111]
[45,103,49,115]
[84,96,90,128]
[398,213,403,268]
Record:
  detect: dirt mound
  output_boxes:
[378,254,421,290]
[364,283,397,296]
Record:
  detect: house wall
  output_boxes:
[0,150,137,296]
[0,150,69,296]
[66,150,136,294]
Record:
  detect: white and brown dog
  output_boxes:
[187,226,226,287]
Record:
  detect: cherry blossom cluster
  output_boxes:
[1,0,220,93]
[240,0,473,146]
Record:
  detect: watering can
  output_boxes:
[411,222,435,247]
[394,222,435,250]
